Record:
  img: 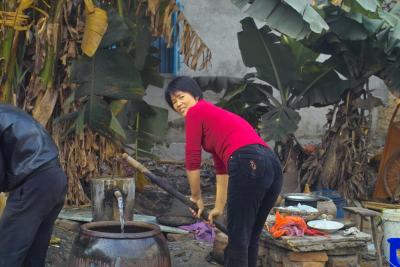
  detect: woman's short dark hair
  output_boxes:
[164,76,203,110]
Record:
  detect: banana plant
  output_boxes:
[239,0,400,198]
[236,17,350,141]
[30,0,65,125]
[309,2,400,97]
[57,10,166,147]
[0,0,29,104]
[231,0,329,40]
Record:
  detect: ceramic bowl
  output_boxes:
[307,219,344,233]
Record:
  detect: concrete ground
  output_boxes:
[45,219,219,267]
[45,218,384,267]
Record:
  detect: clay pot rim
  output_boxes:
[80,221,161,239]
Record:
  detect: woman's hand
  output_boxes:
[207,207,223,225]
[189,196,205,218]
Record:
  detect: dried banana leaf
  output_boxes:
[81,0,108,57]
[137,0,212,70]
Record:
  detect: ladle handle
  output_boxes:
[122,153,228,234]
[123,154,150,173]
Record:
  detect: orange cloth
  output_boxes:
[269,211,328,238]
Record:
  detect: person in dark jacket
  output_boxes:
[165,77,283,267]
[0,104,67,267]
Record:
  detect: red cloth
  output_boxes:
[185,100,268,174]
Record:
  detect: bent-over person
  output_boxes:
[164,77,283,267]
[0,104,67,267]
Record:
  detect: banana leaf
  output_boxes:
[260,106,301,141]
[64,48,145,141]
[341,0,379,15]
[114,100,168,152]
[218,83,271,127]
[140,54,164,89]
[134,10,153,71]
[291,62,350,108]
[232,0,328,40]
[99,10,131,48]
[376,4,400,54]
[281,36,319,67]
[236,17,356,140]
[238,17,297,92]
[328,15,368,40]
[72,50,144,100]
[193,76,244,93]
[351,0,378,12]
[139,105,168,143]
[83,96,112,135]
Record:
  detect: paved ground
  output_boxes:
[45,218,383,267]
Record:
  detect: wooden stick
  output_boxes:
[122,153,228,234]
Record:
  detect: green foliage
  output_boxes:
[72,50,145,100]
[57,9,166,149]
[231,0,328,39]
[260,106,301,142]
[238,18,297,92]
[228,1,400,141]
[236,17,348,141]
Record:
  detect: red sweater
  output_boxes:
[185,100,268,174]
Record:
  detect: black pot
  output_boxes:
[68,221,171,267]
[284,193,319,208]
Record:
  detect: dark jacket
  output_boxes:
[0,150,5,192]
[0,105,59,192]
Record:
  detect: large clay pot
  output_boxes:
[68,221,171,267]
[317,197,337,218]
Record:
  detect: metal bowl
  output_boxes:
[284,193,320,208]
[273,207,321,221]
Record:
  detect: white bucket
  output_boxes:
[382,209,400,262]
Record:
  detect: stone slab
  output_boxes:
[288,251,328,262]
[326,254,359,267]
[282,257,326,267]
[263,231,371,252]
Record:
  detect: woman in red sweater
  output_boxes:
[165,76,283,267]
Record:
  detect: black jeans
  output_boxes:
[224,144,283,267]
[0,164,67,267]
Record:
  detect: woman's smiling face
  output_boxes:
[171,91,198,117]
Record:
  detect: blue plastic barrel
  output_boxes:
[313,190,346,218]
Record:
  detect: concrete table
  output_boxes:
[259,231,371,267]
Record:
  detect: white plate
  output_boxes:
[307,219,344,233]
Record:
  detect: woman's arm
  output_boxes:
[187,169,201,199]
[187,169,204,218]
[208,174,228,224]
